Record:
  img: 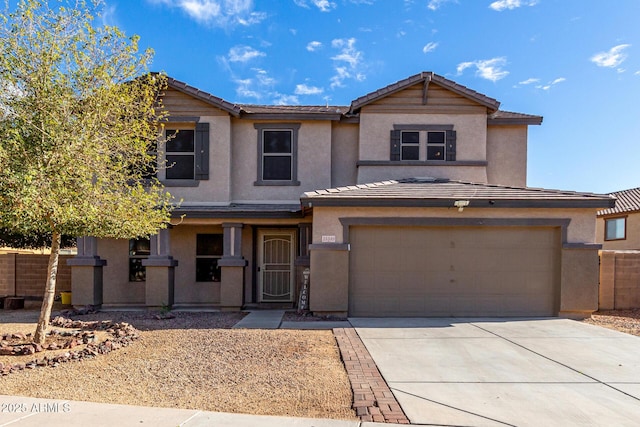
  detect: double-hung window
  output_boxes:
[605,217,626,241]
[401,131,420,160]
[426,131,446,160]
[165,129,195,180]
[162,122,210,183]
[254,123,300,186]
[196,234,223,282]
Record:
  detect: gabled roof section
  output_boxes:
[302,178,615,209]
[349,72,501,114]
[166,77,242,117]
[598,187,640,216]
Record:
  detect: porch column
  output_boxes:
[142,228,178,308]
[218,223,247,311]
[67,237,106,308]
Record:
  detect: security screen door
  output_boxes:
[258,230,295,302]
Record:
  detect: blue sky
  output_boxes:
[99,0,638,194]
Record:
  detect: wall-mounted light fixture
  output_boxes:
[454,200,470,212]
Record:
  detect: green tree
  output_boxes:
[0,0,173,344]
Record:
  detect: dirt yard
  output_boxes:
[0,310,356,420]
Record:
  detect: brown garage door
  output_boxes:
[349,226,560,317]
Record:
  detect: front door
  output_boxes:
[257,230,296,302]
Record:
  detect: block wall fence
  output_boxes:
[599,250,640,310]
[0,253,72,300]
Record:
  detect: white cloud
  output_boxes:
[232,68,276,100]
[489,0,538,12]
[427,0,455,11]
[307,41,323,52]
[295,84,324,95]
[535,77,566,91]
[147,0,265,27]
[518,78,539,85]
[293,0,337,12]
[227,45,265,63]
[457,57,509,82]
[330,38,366,88]
[590,44,631,68]
[422,42,438,54]
[273,93,300,105]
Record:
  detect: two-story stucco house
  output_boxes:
[69,72,614,318]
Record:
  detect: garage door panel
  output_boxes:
[349,226,560,317]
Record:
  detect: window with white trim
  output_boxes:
[401,131,420,160]
[605,217,626,241]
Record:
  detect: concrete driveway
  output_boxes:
[349,318,640,427]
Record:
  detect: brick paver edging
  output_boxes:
[333,328,410,424]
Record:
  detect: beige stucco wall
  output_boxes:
[358,111,488,162]
[596,212,640,250]
[486,125,528,187]
[230,120,332,202]
[331,122,359,187]
[310,206,599,244]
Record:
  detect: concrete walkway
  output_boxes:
[232,310,351,330]
[232,310,286,329]
[351,317,640,427]
[0,395,401,427]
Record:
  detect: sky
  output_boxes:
[97,0,639,194]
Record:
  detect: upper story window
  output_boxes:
[254,123,301,186]
[605,217,626,241]
[401,131,420,160]
[390,125,456,162]
[165,129,195,179]
[161,121,210,184]
[427,131,446,160]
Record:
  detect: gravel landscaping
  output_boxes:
[582,309,640,337]
[0,310,356,420]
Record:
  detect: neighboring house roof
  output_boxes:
[598,187,640,216]
[166,77,242,117]
[349,72,501,114]
[302,178,615,209]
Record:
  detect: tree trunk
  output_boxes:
[33,232,61,345]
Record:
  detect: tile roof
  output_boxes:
[163,73,539,124]
[173,203,302,218]
[489,110,543,125]
[239,105,350,115]
[302,178,615,209]
[349,72,501,113]
[598,187,640,216]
